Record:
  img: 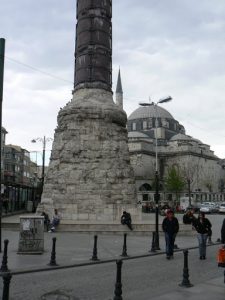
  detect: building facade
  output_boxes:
[114,72,225,206]
[127,106,225,205]
[3,144,39,213]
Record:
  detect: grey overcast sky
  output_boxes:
[1,0,225,164]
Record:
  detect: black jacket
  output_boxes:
[192,217,212,234]
[221,219,225,243]
[183,213,195,225]
[121,212,132,225]
[162,217,179,235]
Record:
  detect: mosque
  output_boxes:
[115,71,225,206]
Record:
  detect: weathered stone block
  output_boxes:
[38,89,140,222]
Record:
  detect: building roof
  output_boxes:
[128,105,174,121]
[128,131,150,139]
[170,133,202,143]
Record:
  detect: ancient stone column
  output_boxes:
[38,0,139,223]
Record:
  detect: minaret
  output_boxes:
[38,0,140,224]
[116,69,123,109]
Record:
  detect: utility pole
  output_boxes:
[0,38,6,253]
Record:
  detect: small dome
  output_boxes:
[128,105,174,121]
[128,131,149,138]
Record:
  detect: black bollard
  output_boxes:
[48,237,58,266]
[0,239,9,272]
[91,235,99,261]
[113,260,123,300]
[179,250,193,287]
[121,233,128,257]
[150,232,156,252]
[2,272,12,300]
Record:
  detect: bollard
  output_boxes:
[48,237,58,266]
[179,250,193,287]
[91,235,99,261]
[150,232,156,252]
[2,272,12,300]
[121,233,128,257]
[113,260,123,300]
[0,239,9,272]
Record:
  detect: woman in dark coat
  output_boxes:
[192,212,212,260]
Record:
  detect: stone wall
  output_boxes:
[38,89,140,221]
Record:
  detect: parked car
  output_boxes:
[219,203,225,214]
[200,202,218,214]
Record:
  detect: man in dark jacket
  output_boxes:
[121,211,133,230]
[162,210,179,259]
[183,210,195,224]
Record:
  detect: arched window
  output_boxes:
[139,183,152,191]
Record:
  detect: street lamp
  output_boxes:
[0,38,5,253]
[31,136,52,195]
[139,96,172,250]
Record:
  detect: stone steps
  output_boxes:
[1,217,193,236]
[56,222,193,235]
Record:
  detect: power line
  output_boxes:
[5,55,73,85]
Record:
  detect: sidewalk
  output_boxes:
[0,214,225,299]
[151,277,225,300]
[0,213,221,270]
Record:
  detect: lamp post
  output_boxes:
[0,38,5,253]
[31,136,52,195]
[139,96,172,250]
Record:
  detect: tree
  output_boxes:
[165,166,186,201]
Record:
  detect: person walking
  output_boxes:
[192,212,212,260]
[162,210,179,259]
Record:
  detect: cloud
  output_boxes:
[0,0,225,161]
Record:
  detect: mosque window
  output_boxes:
[162,119,169,128]
[132,123,136,131]
[143,121,147,130]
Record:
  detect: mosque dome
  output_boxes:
[128,105,174,121]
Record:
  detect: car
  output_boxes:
[200,202,218,214]
[219,203,225,214]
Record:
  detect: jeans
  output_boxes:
[165,233,175,256]
[197,233,208,257]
